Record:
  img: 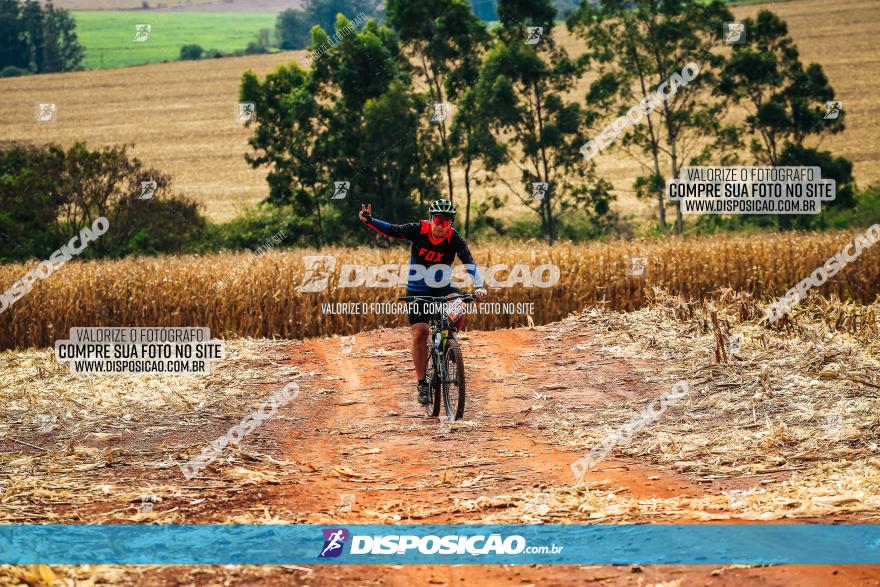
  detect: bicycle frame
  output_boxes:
[398,293,476,418]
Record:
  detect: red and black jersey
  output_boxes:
[363,217,481,292]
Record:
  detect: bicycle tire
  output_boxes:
[443,338,466,421]
[424,337,441,417]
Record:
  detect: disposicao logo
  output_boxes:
[319,528,350,558]
[317,529,541,557]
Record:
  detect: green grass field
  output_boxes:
[73,11,278,69]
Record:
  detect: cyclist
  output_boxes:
[359,199,487,406]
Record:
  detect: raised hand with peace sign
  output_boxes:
[358,203,372,224]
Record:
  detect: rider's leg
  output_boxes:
[412,323,429,378]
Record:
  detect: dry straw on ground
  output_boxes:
[0,288,877,538]
[441,288,880,523]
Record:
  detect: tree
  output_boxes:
[476,0,612,244]
[448,85,506,237]
[19,0,45,73]
[305,0,381,35]
[386,0,490,204]
[569,0,735,234]
[0,142,66,260]
[275,9,311,50]
[0,0,82,73]
[0,0,29,70]
[42,2,83,72]
[717,9,853,229]
[242,15,438,245]
[180,44,204,60]
[275,0,381,51]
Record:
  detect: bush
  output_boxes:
[179,44,204,60]
[275,9,311,50]
[0,66,29,78]
[0,142,205,262]
[824,182,880,230]
[195,204,310,252]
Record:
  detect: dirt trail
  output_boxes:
[264,327,706,522]
[6,325,878,586]
[164,325,874,586]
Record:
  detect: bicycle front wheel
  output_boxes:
[442,339,465,421]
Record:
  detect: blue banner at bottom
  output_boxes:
[2,524,880,565]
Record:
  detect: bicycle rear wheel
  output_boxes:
[424,337,441,417]
[442,338,465,421]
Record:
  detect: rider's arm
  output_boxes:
[362,217,420,241]
[452,232,484,288]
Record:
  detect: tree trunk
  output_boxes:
[439,122,455,203]
[464,157,472,238]
[421,53,455,203]
[533,81,554,243]
[311,186,324,248]
[646,17,682,235]
[414,130,424,210]
[623,20,666,230]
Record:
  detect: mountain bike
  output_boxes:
[398,293,476,421]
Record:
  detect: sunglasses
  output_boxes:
[431,215,452,227]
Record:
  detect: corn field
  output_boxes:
[1,230,879,350]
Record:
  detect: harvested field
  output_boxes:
[1,228,879,349]
[1,290,878,584]
[4,0,880,222]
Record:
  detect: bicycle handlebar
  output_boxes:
[397,293,477,302]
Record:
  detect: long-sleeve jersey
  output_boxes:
[363,216,483,293]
